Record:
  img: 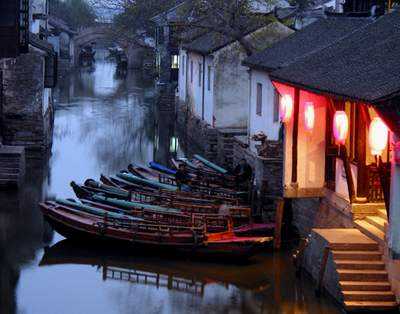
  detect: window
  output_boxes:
[273,89,280,122]
[207,66,211,91]
[256,83,262,116]
[198,62,202,87]
[171,55,179,69]
[190,60,193,83]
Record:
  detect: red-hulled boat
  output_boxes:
[40,201,272,260]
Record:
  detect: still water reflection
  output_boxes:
[0,57,341,314]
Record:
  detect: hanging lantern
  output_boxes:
[333,111,349,145]
[369,117,389,156]
[280,95,293,123]
[304,102,315,131]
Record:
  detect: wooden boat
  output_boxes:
[100,174,242,206]
[40,201,272,259]
[149,161,176,176]
[193,154,229,175]
[171,158,236,188]
[72,179,252,220]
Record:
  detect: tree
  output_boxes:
[50,0,97,29]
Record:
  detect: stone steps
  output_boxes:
[340,281,392,291]
[335,260,385,270]
[378,209,388,220]
[365,216,387,232]
[344,301,398,311]
[0,146,25,188]
[354,219,385,244]
[332,250,382,261]
[338,269,389,281]
[343,291,396,302]
[331,235,397,312]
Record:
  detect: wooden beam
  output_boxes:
[291,88,300,184]
[356,105,368,199]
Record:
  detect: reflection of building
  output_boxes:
[0,159,52,314]
[153,108,177,166]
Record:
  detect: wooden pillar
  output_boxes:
[291,88,300,184]
[356,105,368,199]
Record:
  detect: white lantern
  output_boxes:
[369,117,388,156]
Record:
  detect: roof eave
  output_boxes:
[270,74,374,104]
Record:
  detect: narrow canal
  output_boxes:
[0,55,342,314]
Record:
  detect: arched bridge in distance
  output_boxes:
[73,23,117,64]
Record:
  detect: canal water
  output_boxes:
[0,56,342,314]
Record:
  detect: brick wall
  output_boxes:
[1,52,54,159]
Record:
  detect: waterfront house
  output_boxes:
[151,1,189,85]
[178,18,292,165]
[0,0,29,58]
[48,16,76,76]
[0,0,57,160]
[259,10,399,311]
[239,16,370,197]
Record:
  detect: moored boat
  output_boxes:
[40,201,272,259]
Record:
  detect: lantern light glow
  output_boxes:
[369,117,388,156]
[280,94,293,123]
[304,102,315,131]
[333,111,349,145]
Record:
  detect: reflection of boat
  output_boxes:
[39,239,271,293]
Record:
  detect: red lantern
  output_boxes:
[333,111,349,145]
[304,102,315,131]
[280,95,293,123]
[369,117,388,156]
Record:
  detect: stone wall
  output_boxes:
[302,230,343,303]
[291,197,354,238]
[176,101,218,160]
[1,52,54,159]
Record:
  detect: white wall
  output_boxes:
[213,42,249,129]
[248,69,281,152]
[186,52,206,122]
[178,49,188,103]
[203,56,214,126]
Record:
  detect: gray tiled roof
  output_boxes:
[270,10,400,103]
[243,16,371,71]
[182,16,273,55]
